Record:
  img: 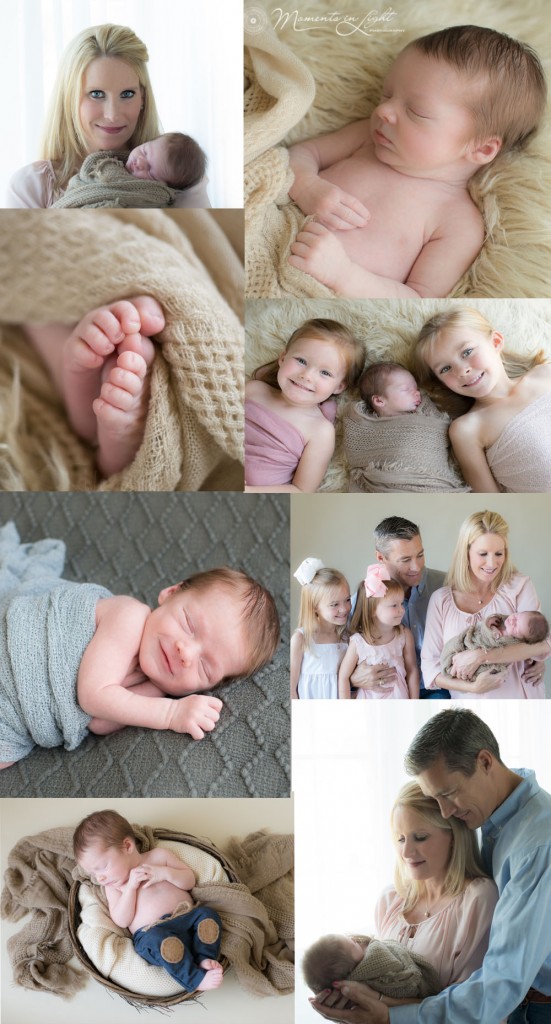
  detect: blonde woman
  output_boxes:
[421,511,550,699]
[7,24,210,208]
[414,307,551,493]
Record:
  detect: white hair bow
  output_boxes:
[294,557,325,586]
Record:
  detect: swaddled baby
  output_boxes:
[302,933,441,999]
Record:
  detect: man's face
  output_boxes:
[417,753,496,830]
[376,535,425,592]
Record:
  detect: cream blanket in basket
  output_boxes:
[343,394,468,493]
[0,210,243,491]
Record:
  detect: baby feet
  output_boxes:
[61,296,164,477]
[196,959,224,991]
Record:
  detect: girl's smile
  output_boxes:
[426,328,507,401]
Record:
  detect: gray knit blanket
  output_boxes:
[343,394,469,493]
[440,616,517,680]
[0,522,111,763]
[51,151,176,208]
[350,937,441,999]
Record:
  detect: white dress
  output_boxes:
[298,634,348,699]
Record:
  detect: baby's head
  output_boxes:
[126,132,206,189]
[74,809,138,886]
[254,319,365,405]
[138,567,280,694]
[503,610,549,642]
[359,362,421,417]
[302,934,367,993]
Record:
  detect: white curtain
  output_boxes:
[1,0,243,206]
[293,699,551,1023]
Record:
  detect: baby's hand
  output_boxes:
[292,177,370,230]
[127,867,145,890]
[289,222,351,290]
[132,864,164,889]
[167,694,223,740]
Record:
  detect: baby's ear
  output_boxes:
[469,136,502,166]
[158,584,181,605]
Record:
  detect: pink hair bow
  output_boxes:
[363,563,391,598]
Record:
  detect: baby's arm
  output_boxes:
[288,122,371,230]
[133,849,196,891]
[290,629,305,699]
[338,643,359,699]
[402,629,420,699]
[105,869,143,928]
[448,416,500,493]
[78,596,222,740]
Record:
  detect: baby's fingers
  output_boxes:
[321,196,370,231]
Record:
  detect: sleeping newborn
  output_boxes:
[302,933,441,999]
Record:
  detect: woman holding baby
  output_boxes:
[7,24,210,208]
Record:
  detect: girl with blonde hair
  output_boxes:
[291,559,351,699]
[414,306,551,492]
[422,510,550,699]
[7,24,209,208]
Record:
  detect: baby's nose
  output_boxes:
[176,638,197,664]
[376,99,396,123]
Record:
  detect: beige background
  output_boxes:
[1,797,293,1024]
[291,492,551,694]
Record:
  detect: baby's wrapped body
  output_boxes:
[343,394,469,493]
[51,151,176,209]
[0,522,110,763]
[440,616,518,681]
[349,937,441,999]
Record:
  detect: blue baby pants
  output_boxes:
[133,903,222,992]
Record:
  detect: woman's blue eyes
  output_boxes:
[89,89,136,99]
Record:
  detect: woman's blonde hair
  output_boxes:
[298,567,350,650]
[446,509,516,594]
[414,307,548,413]
[392,782,488,914]
[252,319,365,393]
[40,24,161,190]
[349,577,404,644]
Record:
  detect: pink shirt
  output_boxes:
[421,574,548,699]
[6,161,211,209]
[375,878,498,988]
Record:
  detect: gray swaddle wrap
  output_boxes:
[0,522,112,762]
[349,937,441,998]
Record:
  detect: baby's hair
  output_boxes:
[298,567,350,650]
[409,25,547,153]
[525,611,549,643]
[359,362,410,411]
[350,577,404,644]
[178,567,280,677]
[414,306,548,407]
[160,132,207,189]
[391,782,488,914]
[252,319,365,392]
[302,934,360,993]
[73,809,136,859]
[446,509,516,595]
[374,517,421,558]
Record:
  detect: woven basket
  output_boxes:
[68,828,240,1008]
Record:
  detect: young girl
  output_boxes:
[414,307,551,493]
[338,565,419,700]
[245,319,365,492]
[291,558,351,699]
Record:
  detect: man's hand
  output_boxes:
[289,222,352,290]
[310,982,390,1023]
[351,661,398,691]
[522,658,546,687]
[166,694,223,740]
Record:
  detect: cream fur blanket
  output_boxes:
[244,0,551,299]
[245,297,551,491]
[51,151,176,209]
[0,210,244,491]
[349,936,441,999]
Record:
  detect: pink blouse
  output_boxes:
[6,161,211,209]
[421,575,548,699]
[374,878,498,988]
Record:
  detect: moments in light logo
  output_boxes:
[270,7,403,36]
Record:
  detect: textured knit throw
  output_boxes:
[441,616,518,680]
[349,936,441,999]
[51,151,176,208]
[343,394,469,492]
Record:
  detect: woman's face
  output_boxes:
[79,56,143,153]
[393,806,453,884]
[468,532,506,586]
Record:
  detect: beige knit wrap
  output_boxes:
[51,151,176,209]
[441,616,518,681]
[349,936,441,999]
[0,209,243,491]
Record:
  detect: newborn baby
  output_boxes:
[343,362,468,492]
[126,132,207,191]
[302,933,441,999]
[441,611,549,682]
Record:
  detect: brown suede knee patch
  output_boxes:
[160,936,185,964]
[197,918,220,945]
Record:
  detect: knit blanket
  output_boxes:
[1,825,294,1000]
[244,0,551,301]
[0,209,243,491]
[51,151,176,209]
[349,937,441,999]
[441,616,517,680]
[343,394,468,493]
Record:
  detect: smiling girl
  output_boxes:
[415,307,551,492]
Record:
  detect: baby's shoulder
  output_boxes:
[95,594,150,632]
